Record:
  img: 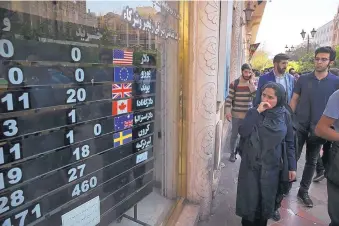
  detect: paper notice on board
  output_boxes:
[136,151,148,164]
[62,196,100,226]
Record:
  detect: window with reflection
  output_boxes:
[0,1,179,226]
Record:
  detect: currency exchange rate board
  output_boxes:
[0,7,157,226]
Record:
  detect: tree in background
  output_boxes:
[335,45,339,67]
[297,52,314,73]
[287,43,318,61]
[287,61,301,73]
[283,43,321,73]
[250,50,273,71]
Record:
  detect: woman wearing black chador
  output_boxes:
[236,82,297,226]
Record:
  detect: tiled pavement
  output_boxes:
[198,124,330,226]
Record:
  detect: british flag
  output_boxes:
[112,83,132,99]
[124,119,133,128]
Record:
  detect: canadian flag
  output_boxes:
[112,99,132,115]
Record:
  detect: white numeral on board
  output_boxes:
[0,39,14,58]
[3,119,18,137]
[66,88,86,103]
[18,93,29,109]
[66,130,74,144]
[0,167,22,190]
[68,164,86,182]
[0,190,24,214]
[8,67,23,85]
[1,93,13,111]
[93,124,102,136]
[71,176,97,197]
[75,68,84,82]
[68,109,76,123]
[73,145,90,160]
[71,47,81,62]
[2,18,11,32]
[2,203,41,226]
[1,93,30,111]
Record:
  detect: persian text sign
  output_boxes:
[61,196,100,226]
[122,6,178,40]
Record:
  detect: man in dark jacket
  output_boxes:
[254,53,295,106]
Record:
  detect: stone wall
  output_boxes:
[230,1,243,83]
[185,0,260,220]
[186,0,220,220]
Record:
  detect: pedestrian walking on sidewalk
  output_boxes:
[254,53,295,106]
[253,53,295,221]
[315,89,339,226]
[313,67,339,183]
[225,63,256,162]
[289,46,339,208]
[236,82,297,226]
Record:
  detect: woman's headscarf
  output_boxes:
[246,82,289,168]
[261,82,286,107]
[260,82,287,132]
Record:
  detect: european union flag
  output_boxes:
[114,66,134,82]
[113,129,132,147]
[114,113,133,131]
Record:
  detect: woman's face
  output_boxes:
[261,88,278,108]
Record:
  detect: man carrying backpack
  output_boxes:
[225,63,256,162]
[315,89,339,226]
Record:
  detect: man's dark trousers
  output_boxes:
[296,129,322,193]
[328,180,339,226]
[316,141,332,173]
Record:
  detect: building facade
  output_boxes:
[0,1,265,226]
[314,20,334,47]
[332,6,339,47]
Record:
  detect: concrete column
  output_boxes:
[186,1,220,220]
[230,1,242,82]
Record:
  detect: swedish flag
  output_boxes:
[113,129,132,147]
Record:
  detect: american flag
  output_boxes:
[112,83,132,99]
[113,49,133,65]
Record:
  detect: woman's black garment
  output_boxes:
[236,83,297,222]
[241,218,268,226]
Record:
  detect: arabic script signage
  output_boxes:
[152,0,181,20]
[122,6,179,41]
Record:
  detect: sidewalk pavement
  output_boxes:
[198,123,330,226]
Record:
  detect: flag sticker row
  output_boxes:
[114,113,133,131]
[113,129,132,148]
[111,49,155,150]
[113,49,133,65]
[112,99,132,116]
[113,66,134,82]
[112,83,132,99]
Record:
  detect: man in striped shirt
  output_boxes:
[225,63,257,162]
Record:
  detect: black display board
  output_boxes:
[0,6,158,226]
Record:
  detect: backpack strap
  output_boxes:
[234,78,240,90]
[232,79,240,106]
